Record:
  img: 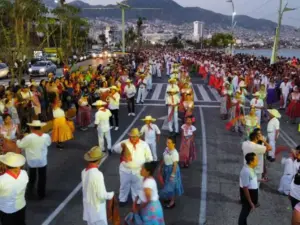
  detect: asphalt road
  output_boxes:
[19,59,300,225]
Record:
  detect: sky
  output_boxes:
[69,0,300,27]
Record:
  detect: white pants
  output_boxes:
[147,76,152,90]
[168,108,179,132]
[87,221,106,225]
[268,132,276,158]
[255,110,261,126]
[147,142,157,161]
[157,69,161,77]
[136,87,147,103]
[257,173,262,188]
[98,128,111,151]
[119,170,142,202]
[278,174,293,195]
[282,93,289,108]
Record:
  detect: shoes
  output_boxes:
[128,113,131,116]
[110,126,114,129]
[115,127,119,131]
[164,202,175,209]
[132,113,135,116]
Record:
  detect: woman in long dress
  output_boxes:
[286,86,300,123]
[158,137,184,209]
[125,162,165,225]
[51,96,74,149]
[179,116,196,168]
[266,78,277,107]
[76,95,91,131]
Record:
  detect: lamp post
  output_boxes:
[226,0,236,55]
[270,0,296,64]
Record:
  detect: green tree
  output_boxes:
[211,33,234,48]
[125,27,138,52]
[136,17,146,52]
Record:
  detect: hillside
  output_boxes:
[44,0,281,31]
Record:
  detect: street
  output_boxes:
[21,59,299,225]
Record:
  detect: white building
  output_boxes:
[193,21,204,41]
[105,26,112,45]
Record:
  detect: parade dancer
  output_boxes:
[156,60,162,78]
[267,109,281,162]
[107,86,120,131]
[250,92,264,126]
[280,76,292,109]
[112,128,153,206]
[136,74,147,104]
[140,116,161,161]
[124,79,136,116]
[166,89,180,134]
[82,146,114,225]
[93,100,112,155]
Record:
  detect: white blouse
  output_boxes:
[163,149,179,166]
[181,124,196,136]
[138,178,159,203]
[53,108,65,118]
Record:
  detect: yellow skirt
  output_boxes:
[52,117,74,143]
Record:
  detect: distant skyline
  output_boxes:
[67,0,300,27]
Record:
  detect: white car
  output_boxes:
[0,63,9,78]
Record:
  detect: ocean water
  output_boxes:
[234,49,300,59]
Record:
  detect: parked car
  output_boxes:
[0,63,9,78]
[28,61,57,77]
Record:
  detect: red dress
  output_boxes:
[286,93,300,118]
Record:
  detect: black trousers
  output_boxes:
[109,109,119,127]
[290,196,300,209]
[238,188,258,225]
[28,166,47,198]
[127,97,135,113]
[0,206,26,225]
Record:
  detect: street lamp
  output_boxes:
[270,0,296,64]
[227,0,236,55]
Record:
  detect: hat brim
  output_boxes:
[267,110,281,118]
[0,154,26,167]
[27,122,46,127]
[92,102,107,106]
[128,132,141,137]
[84,153,105,162]
[141,118,156,122]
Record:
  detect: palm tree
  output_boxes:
[136,17,146,52]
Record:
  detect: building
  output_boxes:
[193,21,204,41]
[105,26,112,45]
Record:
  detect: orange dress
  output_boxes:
[52,106,74,143]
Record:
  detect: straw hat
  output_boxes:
[27,120,46,127]
[110,86,119,91]
[253,92,260,97]
[125,79,132,83]
[92,100,107,106]
[168,78,177,83]
[84,146,105,162]
[141,115,156,122]
[0,152,26,168]
[267,109,281,118]
[128,128,141,137]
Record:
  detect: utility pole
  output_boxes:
[121,7,126,53]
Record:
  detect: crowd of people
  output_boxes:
[0,49,299,225]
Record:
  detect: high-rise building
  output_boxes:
[105,26,111,45]
[193,21,204,41]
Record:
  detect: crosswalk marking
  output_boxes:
[208,86,220,101]
[197,84,211,102]
[151,84,163,100]
[192,85,199,101]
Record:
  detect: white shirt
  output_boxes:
[17,133,51,168]
[0,170,28,213]
[239,165,258,189]
[250,98,264,112]
[94,108,112,133]
[166,84,180,93]
[124,84,136,98]
[163,149,179,166]
[281,157,294,175]
[140,124,161,143]
[181,124,196,136]
[82,167,113,224]
[267,117,280,133]
[280,82,292,95]
[138,178,159,203]
[53,108,65,118]
[108,92,120,110]
[113,139,153,174]
[242,141,266,174]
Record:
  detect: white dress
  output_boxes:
[278,157,294,195]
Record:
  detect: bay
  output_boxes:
[234,49,300,59]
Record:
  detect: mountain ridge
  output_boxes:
[43,0,286,31]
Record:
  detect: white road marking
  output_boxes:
[198,84,211,102]
[151,84,163,100]
[157,115,181,131]
[199,107,207,225]
[280,129,297,147]
[208,86,220,102]
[192,84,199,101]
[41,106,147,225]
